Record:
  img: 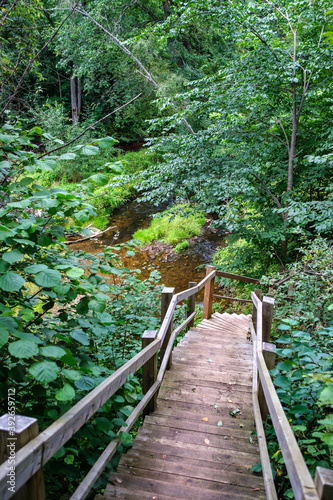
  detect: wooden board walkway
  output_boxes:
[97,312,265,500]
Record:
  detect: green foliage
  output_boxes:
[175,240,189,253]
[134,203,205,245]
[0,121,164,498]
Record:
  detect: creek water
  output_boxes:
[71,200,226,295]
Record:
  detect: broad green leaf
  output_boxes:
[88,298,106,313]
[0,272,25,292]
[81,145,99,155]
[0,160,11,169]
[9,340,39,359]
[3,249,23,264]
[95,417,114,433]
[35,269,61,287]
[75,210,90,223]
[58,153,76,160]
[40,346,67,359]
[66,268,85,278]
[87,173,108,186]
[321,433,333,446]
[26,264,48,274]
[29,361,60,383]
[96,136,117,149]
[74,376,95,390]
[119,431,132,445]
[70,329,90,345]
[55,383,75,401]
[0,329,9,348]
[62,369,82,381]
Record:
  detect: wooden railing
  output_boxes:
[0,269,215,500]
[1,265,332,500]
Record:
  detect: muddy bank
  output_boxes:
[70,201,226,294]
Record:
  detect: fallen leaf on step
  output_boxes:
[202,417,208,421]
[252,488,260,491]
[132,472,136,475]
[228,399,233,403]
[208,359,213,363]
[205,438,210,445]
[217,420,223,427]
[115,477,122,484]
[153,496,157,499]
[162,455,167,459]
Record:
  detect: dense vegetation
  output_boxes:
[1,0,333,498]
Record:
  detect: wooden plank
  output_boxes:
[70,379,161,500]
[0,338,160,500]
[118,454,264,489]
[187,281,197,329]
[213,294,253,304]
[174,269,216,303]
[315,467,333,500]
[103,473,264,500]
[160,287,175,370]
[142,330,158,415]
[262,296,274,343]
[216,271,260,284]
[157,296,177,345]
[203,265,215,319]
[252,393,278,500]
[257,350,319,500]
[0,415,45,500]
[258,343,276,421]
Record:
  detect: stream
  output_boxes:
[71,200,226,295]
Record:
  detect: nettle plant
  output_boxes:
[0,122,163,496]
[267,319,333,499]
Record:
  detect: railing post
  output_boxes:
[187,281,197,330]
[263,296,274,343]
[0,414,45,500]
[252,288,262,332]
[160,287,175,370]
[315,467,333,500]
[258,342,276,421]
[142,330,158,416]
[203,265,215,319]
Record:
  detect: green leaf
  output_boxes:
[3,249,23,264]
[62,369,82,381]
[29,361,60,383]
[321,433,333,447]
[252,463,262,473]
[81,145,99,155]
[35,269,62,287]
[0,160,12,169]
[75,210,90,223]
[55,383,75,401]
[96,136,117,149]
[87,173,108,186]
[88,298,106,313]
[95,417,114,434]
[217,420,223,427]
[113,417,128,427]
[66,268,85,278]
[119,431,132,445]
[40,346,67,359]
[70,329,90,345]
[0,272,25,292]
[9,340,39,359]
[58,153,76,160]
[25,264,48,274]
[0,329,9,348]
[319,385,333,405]
[74,376,95,390]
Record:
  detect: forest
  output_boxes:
[0,1,333,499]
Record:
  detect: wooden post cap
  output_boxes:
[315,466,333,500]
[0,414,37,434]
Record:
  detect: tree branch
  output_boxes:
[37,93,143,159]
[250,172,282,209]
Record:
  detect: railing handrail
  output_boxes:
[251,293,328,500]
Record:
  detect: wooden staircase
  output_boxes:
[98,313,265,499]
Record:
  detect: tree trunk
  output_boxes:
[70,76,78,123]
[77,77,82,117]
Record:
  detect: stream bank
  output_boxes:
[71,200,226,294]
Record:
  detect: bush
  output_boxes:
[134,203,205,245]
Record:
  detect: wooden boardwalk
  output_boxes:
[97,312,265,500]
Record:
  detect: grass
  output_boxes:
[175,240,189,253]
[134,204,205,246]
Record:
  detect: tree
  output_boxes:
[138,0,333,264]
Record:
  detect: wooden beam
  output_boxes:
[252,289,262,333]
[216,270,260,284]
[187,282,197,329]
[0,414,45,500]
[263,296,275,343]
[213,294,252,304]
[315,467,333,500]
[258,343,276,421]
[142,330,158,416]
[160,287,175,370]
[203,265,215,319]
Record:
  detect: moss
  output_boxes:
[175,240,189,253]
[134,204,205,246]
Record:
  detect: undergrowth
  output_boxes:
[134,203,205,245]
